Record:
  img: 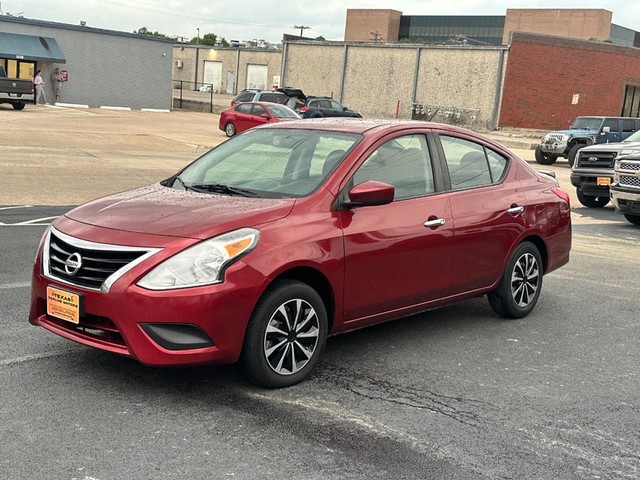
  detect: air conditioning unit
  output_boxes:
[174,60,183,68]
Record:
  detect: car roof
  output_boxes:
[260,118,492,137]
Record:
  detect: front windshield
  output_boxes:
[625,129,640,142]
[173,128,362,198]
[570,117,603,130]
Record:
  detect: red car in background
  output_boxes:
[219,101,300,137]
[29,120,571,388]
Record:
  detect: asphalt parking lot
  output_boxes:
[1,105,639,479]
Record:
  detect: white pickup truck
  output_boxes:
[0,66,34,110]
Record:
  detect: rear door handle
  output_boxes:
[507,206,525,215]
[424,218,446,228]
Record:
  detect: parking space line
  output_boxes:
[0,205,33,211]
[0,349,81,367]
[12,216,59,225]
[0,282,31,290]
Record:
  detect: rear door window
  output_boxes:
[235,104,252,114]
[439,136,493,190]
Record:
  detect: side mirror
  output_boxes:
[260,113,270,119]
[601,126,611,134]
[343,107,348,111]
[345,181,394,208]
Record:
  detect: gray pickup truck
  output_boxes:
[570,130,640,207]
[0,66,34,110]
[611,154,640,225]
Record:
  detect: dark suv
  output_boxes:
[298,97,361,118]
[231,89,288,106]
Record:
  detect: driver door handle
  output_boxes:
[424,218,446,228]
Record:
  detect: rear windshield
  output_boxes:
[235,92,256,103]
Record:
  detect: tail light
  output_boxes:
[551,187,570,207]
[231,100,236,106]
[299,106,309,113]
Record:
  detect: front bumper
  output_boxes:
[570,171,612,196]
[610,185,640,215]
[539,140,568,155]
[29,249,268,367]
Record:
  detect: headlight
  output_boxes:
[620,149,640,156]
[137,228,260,290]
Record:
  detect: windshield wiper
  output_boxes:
[173,175,193,191]
[187,183,258,197]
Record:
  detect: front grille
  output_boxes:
[546,134,566,142]
[46,229,156,291]
[577,151,616,168]
[54,312,126,348]
[619,174,640,188]
[619,161,640,172]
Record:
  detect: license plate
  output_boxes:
[46,286,82,324]
[8,93,18,97]
[597,177,611,186]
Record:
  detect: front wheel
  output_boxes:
[567,144,582,167]
[240,280,328,388]
[576,188,610,208]
[224,122,236,137]
[534,146,557,165]
[624,214,640,225]
[488,242,543,319]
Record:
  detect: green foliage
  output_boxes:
[315,35,326,41]
[134,27,170,38]
[189,33,218,46]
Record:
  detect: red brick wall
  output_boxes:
[500,32,640,130]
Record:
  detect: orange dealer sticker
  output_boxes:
[46,286,82,324]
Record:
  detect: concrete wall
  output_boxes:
[500,32,640,130]
[0,17,173,109]
[281,41,506,128]
[344,9,402,43]
[503,8,612,44]
[172,45,281,94]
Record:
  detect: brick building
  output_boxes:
[344,8,640,48]
[500,32,640,129]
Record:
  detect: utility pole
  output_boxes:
[293,25,310,38]
[370,31,383,43]
[196,27,200,45]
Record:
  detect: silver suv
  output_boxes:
[231,89,287,106]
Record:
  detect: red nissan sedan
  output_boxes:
[29,120,571,387]
[218,101,300,137]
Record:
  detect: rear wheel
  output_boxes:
[12,102,25,110]
[534,146,557,165]
[576,188,610,208]
[567,144,582,167]
[624,214,640,225]
[224,122,236,137]
[488,242,543,319]
[240,280,328,388]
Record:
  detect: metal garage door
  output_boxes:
[246,64,268,90]
[203,61,222,92]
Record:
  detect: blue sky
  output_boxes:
[3,1,640,43]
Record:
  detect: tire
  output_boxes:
[12,102,25,110]
[576,188,610,208]
[567,144,582,167]
[534,146,557,165]
[240,280,328,388]
[624,214,640,225]
[224,122,236,137]
[487,242,543,319]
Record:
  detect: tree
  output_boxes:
[189,33,218,46]
[315,35,326,41]
[134,27,171,39]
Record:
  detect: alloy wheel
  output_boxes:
[263,298,320,375]
[511,253,540,307]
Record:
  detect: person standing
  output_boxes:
[51,67,63,103]
[33,70,46,105]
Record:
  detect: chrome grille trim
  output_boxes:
[619,161,640,172]
[43,227,162,293]
[619,175,640,188]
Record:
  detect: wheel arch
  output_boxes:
[268,266,336,332]
[519,235,549,273]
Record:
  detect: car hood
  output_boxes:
[547,129,598,137]
[580,141,640,152]
[64,183,296,240]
